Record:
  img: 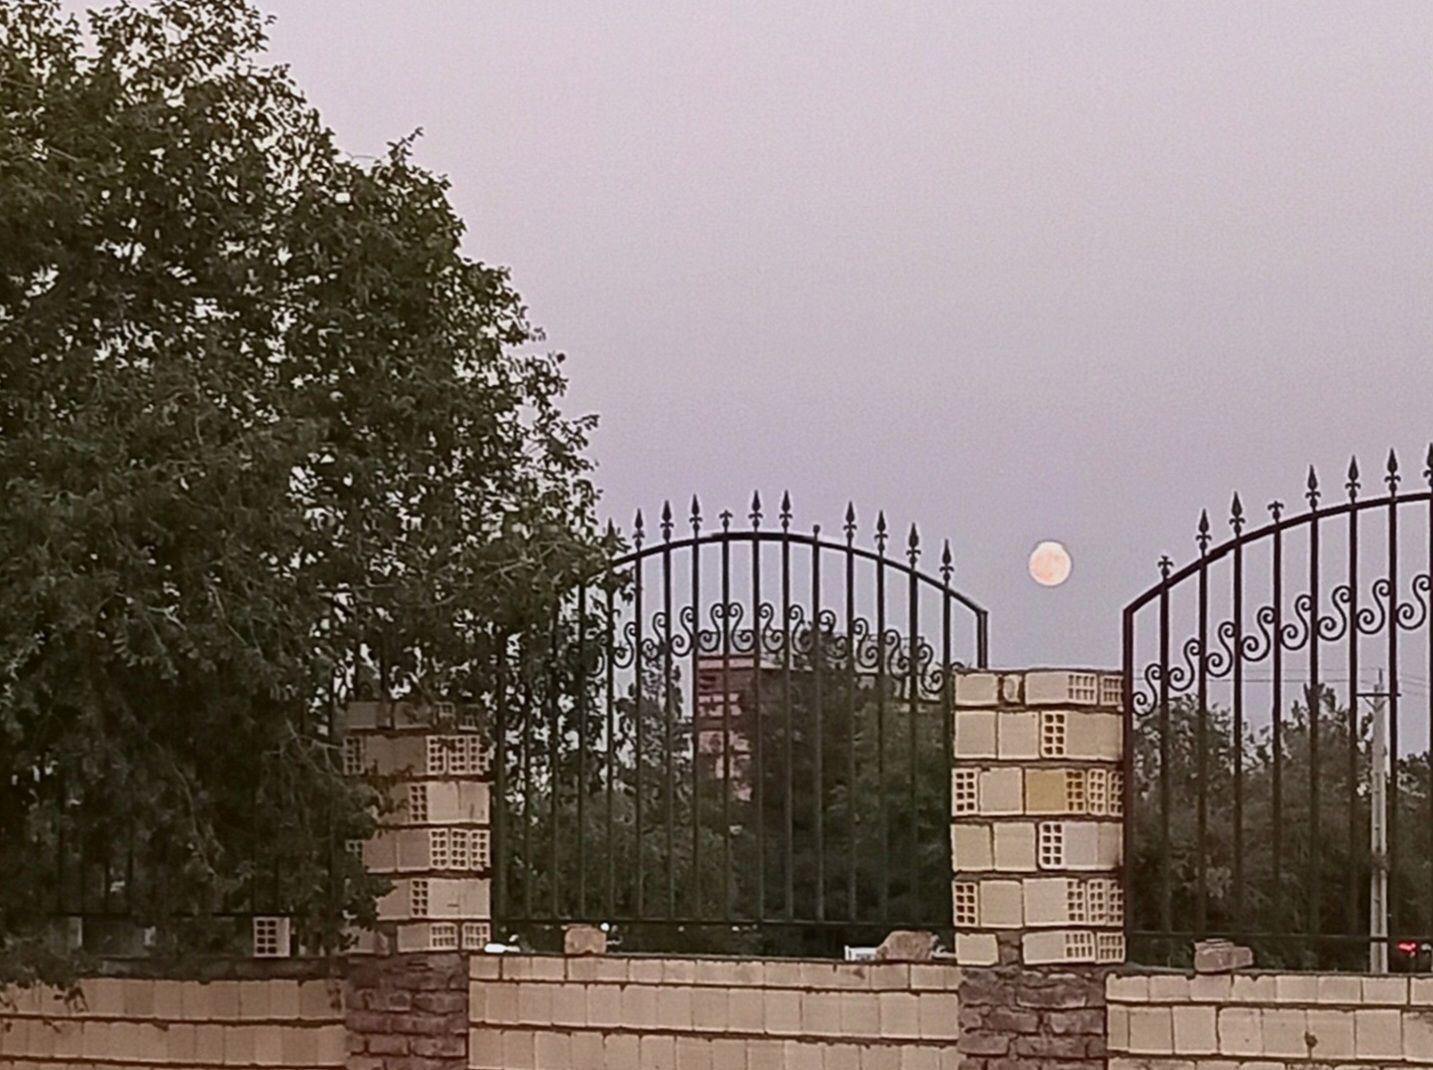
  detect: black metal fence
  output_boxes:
[1123,449,1433,969]
[491,494,988,956]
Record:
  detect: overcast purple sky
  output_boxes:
[258,2,1432,669]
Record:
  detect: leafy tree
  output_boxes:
[0,0,602,983]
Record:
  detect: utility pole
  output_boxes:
[1359,672,1391,974]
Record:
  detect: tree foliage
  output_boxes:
[0,0,602,982]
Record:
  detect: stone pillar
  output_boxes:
[345,952,468,1069]
[342,701,493,955]
[949,668,1125,968]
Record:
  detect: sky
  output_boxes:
[255,1,1433,670]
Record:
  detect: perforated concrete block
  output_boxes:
[952,824,993,871]
[1026,671,1099,705]
[993,822,1037,871]
[1023,878,1070,927]
[955,673,999,707]
[997,712,1040,759]
[979,880,1023,928]
[1025,769,1070,814]
[979,768,1023,815]
[955,711,997,758]
[955,932,999,966]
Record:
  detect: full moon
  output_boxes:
[1029,541,1072,587]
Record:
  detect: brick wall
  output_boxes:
[1107,970,1433,1068]
[467,953,962,1069]
[346,952,468,1070]
[0,975,345,1067]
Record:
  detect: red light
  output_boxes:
[1397,941,1418,955]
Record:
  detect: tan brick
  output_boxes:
[696,959,741,986]
[536,1029,572,1069]
[746,1038,783,1069]
[782,1040,824,1070]
[1217,1007,1261,1057]
[650,985,691,1031]
[728,987,763,1032]
[504,1028,536,1069]
[732,960,764,987]
[1107,974,1150,1003]
[955,932,998,966]
[315,1022,345,1064]
[297,980,338,1021]
[979,768,1023,814]
[587,984,620,1028]
[900,1047,941,1070]
[710,1037,745,1070]
[952,824,992,871]
[692,987,728,1031]
[1228,974,1275,1003]
[764,988,801,1036]
[1149,975,1190,1001]
[1024,769,1070,814]
[764,961,803,988]
[879,992,920,1039]
[993,822,1037,870]
[664,958,697,984]
[1273,974,1318,1004]
[469,1026,504,1070]
[803,990,842,1036]
[210,980,242,1020]
[979,879,1023,928]
[1128,1006,1174,1055]
[1262,1007,1309,1058]
[1364,976,1409,1005]
[1173,1004,1216,1054]
[955,711,997,757]
[1109,1004,1130,1051]
[630,958,665,984]
[918,993,959,1040]
[997,711,1040,759]
[484,982,520,1025]
[1355,1008,1402,1059]
[552,983,587,1027]
[252,1023,284,1066]
[517,981,554,1025]
[620,983,657,1029]
[595,958,629,983]
[867,963,909,990]
[1414,978,1433,1007]
[955,672,999,707]
[838,991,879,1035]
[675,1034,712,1070]
[223,1024,256,1065]
[1190,973,1232,1003]
[531,956,565,982]
[1317,975,1362,1004]
[827,1042,863,1070]
[858,1043,902,1069]
[194,1022,224,1063]
[1306,1008,1355,1059]
[279,1026,318,1066]
[909,965,955,991]
[471,952,502,980]
[800,962,840,989]
[1405,1009,1433,1064]
[572,1031,607,1069]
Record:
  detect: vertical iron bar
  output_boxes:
[722,522,734,921]
[846,521,858,920]
[941,545,954,937]
[1158,560,1172,935]
[1232,500,1245,935]
[690,512,702,916]
[1387,474,1400,941]
[1196,528,1208,937]
[605,572,616,919]
[1271,506,1284,902]
[877,523,890,922]
[1121,605,1136,954]
[1427,466,1433,943]
[751,506,765,921]
[1347,490,1360,937]
[634,547,645,918]
[812,529,824,922]
[1308,484,1322,948]
[782,507,794,919]
[906,538,919,921]
[976,611,989,669]
[522,635,533,919]
[577,588,589,917]
[663,533,675,917]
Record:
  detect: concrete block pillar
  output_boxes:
[949,668,1125,967]
[341,701,493,954]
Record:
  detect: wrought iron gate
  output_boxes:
[491,494,988,955]
[1123,449,1433,969]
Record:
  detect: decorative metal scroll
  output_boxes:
[1122,447,1433,969]
[492,493,988,955]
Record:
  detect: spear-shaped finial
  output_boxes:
[1230,492,1245,534]
[1425,443,1433,489]
[1386,448,1400,493]
[660,500,673,541]
[875,510,888,553]
[633,508,645,548]
[690,494,702,533]
[1197,509,1211,553]
[907,523,920,565]
[1159,555,1173,580]
[1346,456,1360,499]
[749,491,762,528]
[779,491,792,532]
[843,502,857,544]
[940,539,954,585]
[1306,465,1321,508]
[1269,500,1284,523]
[720,509,732,532]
